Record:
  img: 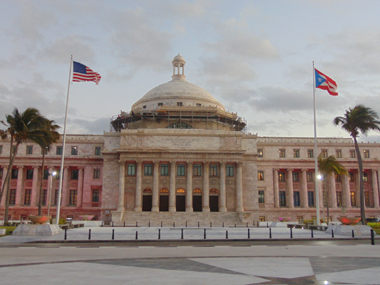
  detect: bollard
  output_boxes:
[161,221,163,227]
[181,228,183,240]
[198,221,200,228]
[210,222,212,228]
[112,221,114,227]
[248,228,250,239]
[352,230,355,238]
[88,229,91,240]
[204,228,206,239]
[371,229,375,245]
[173,222,175,227]
[269,228,272,239]
[101,221,104,227]
[290,228,293,239]
[332,229,334,238]
[149,221,150,227]
[186,221,187,228]
[112,229,114,240]
[222,222,224,228]
[226,230,228,239]
[124,221,125,227]
[235,223,236,228]
[158,229,161,240]
[135,231,138,240]
[64,228,67,240]
[311,228,314,238]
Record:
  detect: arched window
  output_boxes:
[143,188,152,194]
[167,121,193,129]
[160,188,169,193]
[193,188,202,194]
[176,188,186,194]
[210,188,218,194]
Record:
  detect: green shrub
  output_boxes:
[303,219,313,224]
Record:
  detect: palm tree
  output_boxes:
[0,108,49,224]
[318,155,348,224]
[34,120,60,216]
[333,105,380,225]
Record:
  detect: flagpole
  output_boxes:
[55,55,73,225]
[313,61,321,227]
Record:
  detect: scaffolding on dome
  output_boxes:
[109,106,247,133]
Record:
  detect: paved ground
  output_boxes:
[0,227,379,284]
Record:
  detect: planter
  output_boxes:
[338,216,361,225]
[28,216,51,225]
[79,215,94,221]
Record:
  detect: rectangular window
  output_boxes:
[159,164,168,176]
[56,146,63,155]
[95,146,101,155]
[258,170,264,181]
[71,147,78,155]
[196,103,201,107]
[335,174,341,182]
[336,149,342,158]
[69,190,77,206]
[158,103,163,106]
[42,189,47,206]
[365,192,370,207]
[363,172,368,182]
[257,149,263,157]
[307,172,313,182]
[350,191,356,206]
[0,145,2,154]
[226,165,234,177]
[11,169,18,179]
[71,170,79,180]
[278,172,285,182]
[293,191,300,207]
[93,169,100,179]
[92,189,100,203]
[279,191,286,206]
[364,150,370,158]
[350,150,356,158]
[321,149,328,158]
[26,169,33,180]
[54,189,59,206]
[293,149,300,158]
[292,172,299,182]
[177,164,185,176]
[279,149,286,158]
[26,145,33,154]
[12,146,17,154]
[258,190,265,204]
[336,192,342,207]
[144,164,152,176]
[308,191,314,206]
[43,169,49,179]
[177,102,183,106]
[24,189,31,205]
[210,165,218,177]
[349,172,355,182]
[307,149,314,158]
[193,164,201,176]
[41,147,47,155]
[9,189,16,205]
[127,164,136,176]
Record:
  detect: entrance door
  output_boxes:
[159,196,169,212]
[142,195,152,211]
[193,196,202,212]
[210,196,219,212]
[176,196,186,212]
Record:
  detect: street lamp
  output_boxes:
[47,170,57,217]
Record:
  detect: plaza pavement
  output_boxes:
[0,226,380,284]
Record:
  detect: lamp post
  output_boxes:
[47,170,56,217]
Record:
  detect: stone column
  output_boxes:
[152,161,159,212]
[30,166,38,206]
[134,161,142,212]
[186,161,193,212]
[203,162,210,212]
[15,166,24,205]
[169,161,176,212]
[61,167,69,207]
[329,174,337,208]
[236,162,244,212]
[219,162,227,212]
[273,169,279,208]
[372,169,379,208]
[343,174,351,208]
[1,167,8,207]
[301,169,308,208]
[118,161,125,211]
[287,169,294,208]
[77,167,84,207]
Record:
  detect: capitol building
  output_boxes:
[1,55,380,225]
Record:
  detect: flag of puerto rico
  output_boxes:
[72,61,101,84]
[315,68,338,96]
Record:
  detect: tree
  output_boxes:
[34,120,60,216]
[0,108,50,224]
[333,105,380,225]
[318,154,348,224]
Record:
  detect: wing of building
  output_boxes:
[1,55,380,225]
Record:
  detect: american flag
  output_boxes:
[72,61,101,84]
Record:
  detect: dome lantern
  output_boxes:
[172,54,186,81]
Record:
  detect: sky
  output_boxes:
[1,0,380,143]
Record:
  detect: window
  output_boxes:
[12,146,17,154]
[336,149,342,158]
[350,191,356,206]
[69,190,77,206]
[177,164,185,176]
[349,172,355,182]
[193,164,201,176]
[336,192,342,207]
[308,191,314,206]
[95,147,101,156]
[279,191,286,206]
[42,190,47,206]
[26,145,33,154]
[9,189,16,205]
[143,105,146,109]
[278,172,285,182]
[177,102,183,106]
[258,190,265,203]
[0,169,2,179]
[144,164,152,176]
[71,147,78,155]
[307,149,314,158]
[0,145,2,154]
[293,149,300,158]
[93,169,100,179]
[363,172,368,182]
[292,172,299,182]
[196,103,201,107]
[257,149,263,157]
[259,216,265,222]
[158,164,167,176]
[92,189,100,203]
[294,191,300,207]
[71,170,79,180]
[210,165,218,177]
[365,191,370,207]
[24,189,31,205]
[350,150,356,158]
[158,103,163,106]
[11,169,18,179]
[279,149,286,158]
[307,172,313,182]
[335,174,341,182]
[258,171,264,181]
[364,150,370,158]
[321,149,328,158]
[56,146,63,155]
[226,165,234,177]
[26,169,33,180]
[54,189,59,206]
[42,169,49,180]
[127,164,136,176]
[41,147,47,155]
